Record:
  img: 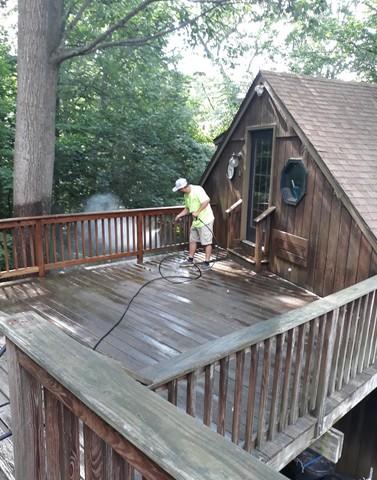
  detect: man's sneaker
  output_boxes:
[180,257,195,267]
[201,261,211,271]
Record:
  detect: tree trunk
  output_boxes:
[13,0,63,218]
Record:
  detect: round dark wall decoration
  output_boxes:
[280,158,307,206]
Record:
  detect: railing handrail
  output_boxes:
[1,313,285,480]
[0,205,185,227]
[254,205,276,224]
[141,274,377,388]
[225,198,242,214]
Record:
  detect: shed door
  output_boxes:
[246,129,273,242]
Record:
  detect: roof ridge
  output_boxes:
[260,69,377,89]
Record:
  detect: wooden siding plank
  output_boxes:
[344,219,362,288]
[333,207,352,292]
[323,194,342,296]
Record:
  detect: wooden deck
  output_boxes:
[0,256,377,478]
[0,255,318,477]
[0,254,316,374]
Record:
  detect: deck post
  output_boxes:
[7,340,46,479]
[136,213,144,264]
[255,223,263,272]
[35,220,45,277]
[315,308,339,436]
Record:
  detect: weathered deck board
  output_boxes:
[0,256,316,372]
[0,256,318,478]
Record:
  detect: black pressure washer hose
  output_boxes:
[93,216,223,351]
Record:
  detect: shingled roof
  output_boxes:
[261,71,377,239]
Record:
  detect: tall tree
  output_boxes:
[281,0,377,81]
[13,0,264,217]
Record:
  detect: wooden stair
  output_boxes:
[227,240,268,267]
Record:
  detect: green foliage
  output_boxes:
[0,38,16,218]
[282,0,377,81]
[54,46,212,212]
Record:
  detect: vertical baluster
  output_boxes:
[2,231,10,271]
[120,217,124,253]
[301,320,316,415]
[154,216,158,249]
[366,293,377,367]
[111,449,131,480]
[29,226,36,266]
[20,226,27,267]
[52,224,57,264]
[232,350,245,445]
[289,325,305,425]
[148,216,152,250]
[167,380,178,406]
[329,305,346,395]
[310,316,326,412]
[125,217,130,252]
[88,220,93,257]
[7,341,46,479]
[81,221,86,258]
[13,227,19,269]
[352,294,369,377]
[256,338,271,448]
[114,217,119,254]
[143,215,147,249]
[344,298,361,384]
[203,364,214,427]
[95,220,99,257]
[172,214,177,245]
[44,224,51,264]
[74,222,79,259]
[280,329,294,431]
[217,357,229,436]
[137,215,143,264]
[132,217,136,254]
[269,334,284,440]
[186,372,196,417]
[45,391,80,479]
[315,309,338,436]
[35,222,45,277]
[100,219,105,255]
[348,297,363,379]
[336,302,353,390]
[84,424,109,479]
[67,223,72,261]
[59,223,65,262]
[244,344,259,452]
[126,217,130,253]
[359,291,375,372]
[107,217,112,255]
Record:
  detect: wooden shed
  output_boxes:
[202,71,377,297]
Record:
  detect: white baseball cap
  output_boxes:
[172,178,188,192]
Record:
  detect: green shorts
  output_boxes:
[189,221,214,246]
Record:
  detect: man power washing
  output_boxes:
[173,178,215,269]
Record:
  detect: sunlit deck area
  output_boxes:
[0,254,315,375]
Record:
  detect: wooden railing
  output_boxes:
[225,199,242,249]
[254,206,276,272]
[140,275,377,454]
[0,314,286,480]
[0,207,189,280]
